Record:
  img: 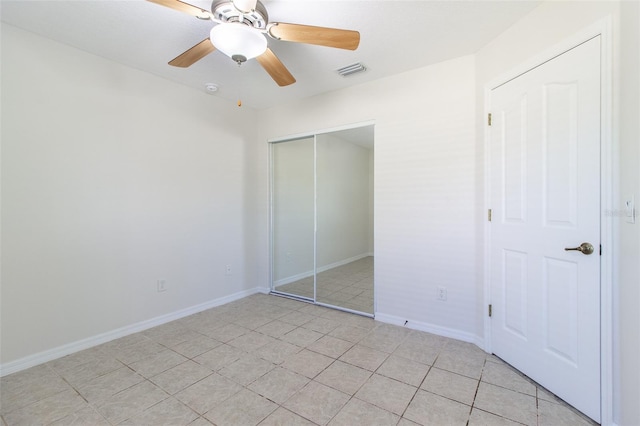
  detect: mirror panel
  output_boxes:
[271,137,315,299]
[270,125,374,316]
[316,127,374,314]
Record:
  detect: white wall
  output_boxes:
[617,1,640,424]
[0,25,260,366]
[257,55,478,340]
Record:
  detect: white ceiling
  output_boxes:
[0,0,541,109]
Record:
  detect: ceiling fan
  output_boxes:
[148,0,361,87]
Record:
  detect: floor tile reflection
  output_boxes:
[275,256,374,314]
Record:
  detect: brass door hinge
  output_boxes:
[488,304,493,317]
[488,209,492,222]
[488,113,492,126]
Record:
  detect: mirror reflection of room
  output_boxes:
[316,130,374,314]
[271,125,374,315]
[272,137,315,300]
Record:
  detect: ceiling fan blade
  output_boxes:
[268,23,360,51]
[169,39,216,67]
[256,48,296,87]
[147,0,210,18]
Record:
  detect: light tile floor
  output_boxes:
[275,256,374,314]
[0,294,597,426]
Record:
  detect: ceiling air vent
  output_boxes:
[336,62,366,77]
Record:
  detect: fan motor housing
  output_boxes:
[211,1,268,28]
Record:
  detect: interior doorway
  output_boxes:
[488,36,603,422]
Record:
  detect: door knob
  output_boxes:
[564,242,594,255]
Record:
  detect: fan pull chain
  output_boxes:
[236,61,243,107]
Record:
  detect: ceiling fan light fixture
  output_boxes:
[210,24,267,61]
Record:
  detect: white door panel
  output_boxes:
[490,36,601,422]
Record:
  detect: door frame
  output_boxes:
[483,17,614,424]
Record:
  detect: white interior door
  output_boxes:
[489,36,601,422]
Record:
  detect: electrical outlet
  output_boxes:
[157,280,167,292]
[286,252,292,264]
[437,286,447,301]
[225,264,232,275]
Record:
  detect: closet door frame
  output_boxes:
[269,120,376,316]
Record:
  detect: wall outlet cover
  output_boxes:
[437,286,447,301]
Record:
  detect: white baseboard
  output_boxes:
[374,312,483,349]
[0,286,270,377]
[275,253,373,286]
[274,270,314,287]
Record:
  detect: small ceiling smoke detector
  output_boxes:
[205,83,219,93]
[336,62,366,77]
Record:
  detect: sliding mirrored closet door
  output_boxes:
[271,137,315,300]
[270,125,374,316]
